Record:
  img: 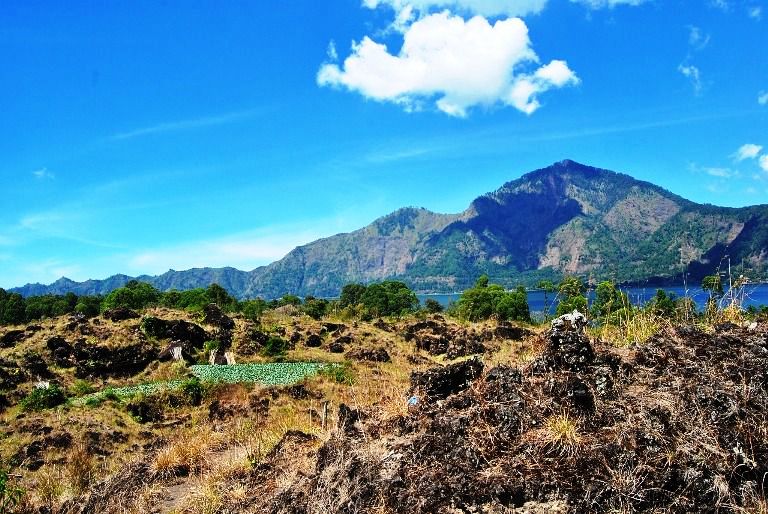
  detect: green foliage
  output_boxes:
[241,298,268,322]
[423,298,444,314]
[102,280,161,311]
[702,274,724,298]
[0,459,24,514]
[70,379,96,397]
[262,336,288,357]
[648,289,677,318]
[20,383,67,411]
[74,295,102,317]
[360,281,419,317]
[319,362,355,385]
[277,294,302,307]
[453,276,531,322]
[205,283,236,310]
[179,377,205,406]
[339,283,367,308]
[0,291,26,325]
[302,296,329,320]
[556,276,588,316]
[591,281,630,320]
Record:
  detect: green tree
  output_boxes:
[206,283,236,309]
[423,298,444,314]
[303,297,329,320]
[360,281,418,317]
[75,295,102,317]
[102,280,161,311]
[454,277,530,322]
[648,289,677,318]
[556,276,588,316]
[0,293,25,325]
[339,283,367,307]
[536,279,557,317]
[241,298,268,322]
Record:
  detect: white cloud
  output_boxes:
[678,64,703,95]
[318,12,578,117]
[32,167,55,180]
[749,6,763,19]
[760,155,768,172]
[734,143,763,161]
[710,0,730,10]
[704,167,735,178]
[362,0,549,18]
[687,25,710,50]
[759,91,768,105]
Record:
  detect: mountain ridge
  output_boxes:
[9,160,768,298]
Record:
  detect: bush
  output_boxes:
[262,336,288,358]
[20,383,66,411]
[102,280,161,311]
[320,362,355,385]
[453,275,531,322]
[423,298,444,314]
[70,379,96,397]
[180,378,205,406]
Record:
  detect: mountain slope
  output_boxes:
[10,160,768,298]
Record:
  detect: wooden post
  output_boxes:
[322,401,329,431]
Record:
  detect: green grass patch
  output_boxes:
[189,362,327,385]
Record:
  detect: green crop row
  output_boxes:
[189,362,327,385]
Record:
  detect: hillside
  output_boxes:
[10,160,768,298]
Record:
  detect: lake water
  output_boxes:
[418,283,768,314]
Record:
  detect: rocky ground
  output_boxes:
[1,307,766,513]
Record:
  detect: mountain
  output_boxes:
[10,160,768,298]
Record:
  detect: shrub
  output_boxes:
[180,377,205,406]
[20,383,66,411]
[423,298,444,314]
[319,362,355,385]
[555,276,588,317]
[70,379,96,397]
[453,275,531,322]
[262,336,288,358]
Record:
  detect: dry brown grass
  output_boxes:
[541,411,582,454]
[152,426,225,477]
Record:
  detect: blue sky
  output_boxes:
[1,0,766,288]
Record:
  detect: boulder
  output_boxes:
[410,357,484,400]
[305,334,322,348]
[202,303,235,330]
[102,307,140,322]
[0,329,25,348]
[140,317,209,350]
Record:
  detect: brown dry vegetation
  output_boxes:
[1,305,766,513]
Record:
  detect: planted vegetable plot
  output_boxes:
[71,380,187,406]
[189,362,327,385]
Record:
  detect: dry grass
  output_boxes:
[541,411,582,454]
[152,426,225,477]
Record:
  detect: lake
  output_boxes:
[418,283,768,314]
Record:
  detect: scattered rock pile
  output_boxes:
[246,316,768,513]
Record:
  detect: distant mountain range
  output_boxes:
[11,160,768,298]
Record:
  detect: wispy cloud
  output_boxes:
[126,226,332,275]
[111,108,263,141]
[687,25,710,50]
[733,143,763,161]
[703,167,736,178]
[760,155,768,172]
[748,6,762,19]
[32,167,55,180]
[759,91,768,105]
[678,64,703,95]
